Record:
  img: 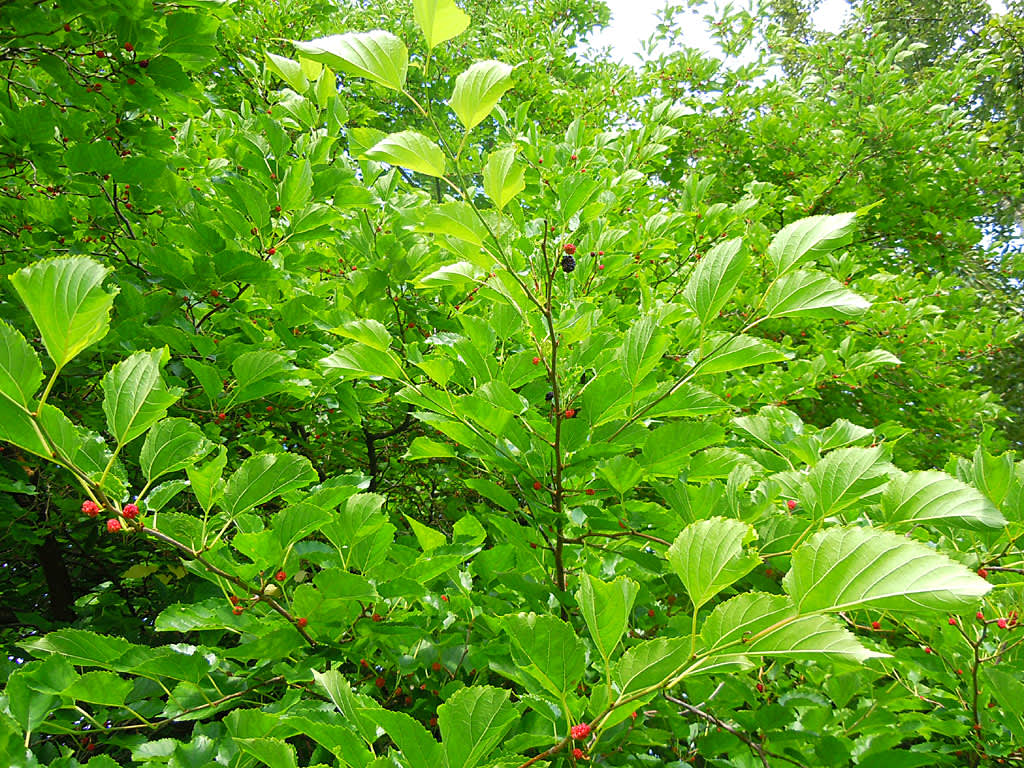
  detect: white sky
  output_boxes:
[589,0,1010,62]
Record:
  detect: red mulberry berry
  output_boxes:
[573,747,586,759]
[106,518,122,533]
[585,489,595,496]
[871,621,880,630]
[948,617,957,626]
[375,677,386,688]
[786,499,797,510]
[372,613,383,622]
[275,570,286,582]
[432,662,442,671]
[297,617,308,628]
[563,243,576,255]
[998,618,1008,629]
[533,481,542,490]
[122,503,139,519]
[82,500,100,517]
[229,595,239,605]
[232,605,244,615]
[570,722,591,739]
[977,568,988,578]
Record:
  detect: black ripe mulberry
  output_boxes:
[562,253,576,273]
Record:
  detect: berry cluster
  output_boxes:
[562,243,576,273]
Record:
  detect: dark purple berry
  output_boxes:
[562,254,576,273]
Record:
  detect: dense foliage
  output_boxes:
[1,1,1022,767]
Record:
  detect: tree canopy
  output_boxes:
[1,0,1022,766]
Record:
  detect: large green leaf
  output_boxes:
[666,518,760,610]
[293,31,408,90]
[618,315,669,388]
[694,334,790,375]
[682,238,747,326]
[313,669,378,744]
[577,574,639,662]
[438,686,518,768]
[804,446,892,518]
[413,0,470,49]
[221,453,318,518]
[101,348,183,446]
[764,269,870,319]
[9,257,117,369]
[322,343,406,380]
[880,470,1005,530]
[365,130,446,177]
[236,738,298,768]
[504,613,585,697]
[373,709,443,768]
[139,418,214,483]
[483,146,525,210]
[265,51,308,92]
[767,213,857,275]
[0,319,41,409]
[611,637,690,698]
[450,60,515,132]
[785,525,992,614]
[418,201,488,246]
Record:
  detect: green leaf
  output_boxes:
[618,315,669,389]
[682,238,747,326]
[700,594,882,662]
[598,454,644,496]
[293,31,408,91]
[373,709,444,768]
[332,318,394,352]
[767,213,857,275]
[221,453,318,518]
[265,51,308,92]
[483,146,525,210]
[140,418,213,483]
[64,671,133,706]
[101,348,183,446]
[0,320,41,409]
[418,201,488,246]
[785,525,992,614]
[19,628,129,668]
[236,737,298,768]
[463,477,518,511]
[666,518,760,610]
[366,130,446,177]
[313,669,378,744]
[438,686,518,768]
[186,447,227,514]
[880,470,1005,530]
[405,514,447,552]
[804,446,892,518]
[504,613,585,697]
[280,158,313,211]
[764,270,870,319]
[322,343,406,380]
[577,574,639,662]
[414,0,470,49]
[450,60,515,132]
[405,436,457,460]
[694,334,790,375]
[982,667,1024,745]
[611,637,690,698]
[9,257,117,369]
